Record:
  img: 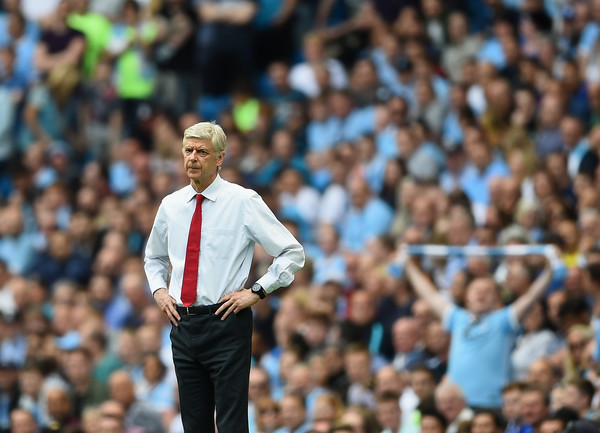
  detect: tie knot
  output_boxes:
[196,194,204,206]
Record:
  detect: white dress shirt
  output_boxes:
[144,175,305,306]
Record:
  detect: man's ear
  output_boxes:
[216,151,226,166]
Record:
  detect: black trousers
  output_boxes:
[171,305,253,433]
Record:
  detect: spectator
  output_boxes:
[520,386,550,433]
[108,370,164,433]
[28,229,92,288]
[470,411,504,433]
[0,205,36,275]
[343,344,375,410]
[526,358,560,396]
[289,33,348,98]
[63,347,109,420]
[510,300,561,381]
[9,408,39,433]
[390,317,426,372]
[420,409,447,433]
[402,246,553,408]
[502,382,525,433]
[375,391,402,433]
[255,397,281,433]
[45,386,79,431]
[434,382,474,433]
[274,392,312,433]
[562,378,598,421]
[442,11,481,83]
[340,176,393,252]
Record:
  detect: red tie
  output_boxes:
[182,194,204,306]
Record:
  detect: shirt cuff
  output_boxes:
[148,279,168,294]
[256,274,279,294]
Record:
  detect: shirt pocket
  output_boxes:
[203,228,235,260]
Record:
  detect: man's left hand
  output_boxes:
[216,289,259,321]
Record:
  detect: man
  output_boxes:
[375,391,403,433]
[562,379,597,420]
[471,411,504,433]
[420,410,448,433]
[344,343,376,409]
[144,121,305,433]
[390,317,426,372]
[520,386,550,432]
[340,176,393,252]
[63,347,109,419]
[108,371,164,433]
[402,250,553,408]
[434,382,473,433]
[274,392,312,433]
[538,410,579,433]
[45,387,79,431]
[10,409,39,433]
[526,359,559,395]
[502,382,526,433]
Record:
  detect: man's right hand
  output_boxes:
[153,288,181,326]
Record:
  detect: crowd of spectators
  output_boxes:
[3,0,600,433]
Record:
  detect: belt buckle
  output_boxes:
[186,306,197,316]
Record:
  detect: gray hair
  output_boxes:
[182,121,227,154]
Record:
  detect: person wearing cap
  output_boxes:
[144,121,304,433]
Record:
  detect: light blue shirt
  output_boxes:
[371,49,399,93]
[307,118,341,153]
[0,231,36,275]
[360,155,388,195]
[460,158,511,205]
[14,35,39,84]
[444,305,520,408]
[340,106,376,142]
[376,126,398,159]
[442,111,463,146]
[109,161,137,197]
[477,37,506,69]
[306,247,347,285]
[578,22,600,57]
[340,197,394,252]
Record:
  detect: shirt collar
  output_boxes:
[185,174,224,203]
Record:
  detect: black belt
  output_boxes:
[176,302,225,316]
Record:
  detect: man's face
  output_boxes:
[182,138,224,188]
[410,371,435,400]
[471,413,498,433]
[520,391,548,426]
[465,278,498,315]
[527,361,555,392]
[436,391,463,423]
[563,384,588,414]
[47,389,71,422]
[376,400,400,430]
[65,352,91,384]
[420,415,445,433]
[502,389,522,421]
[279,396,306,430]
